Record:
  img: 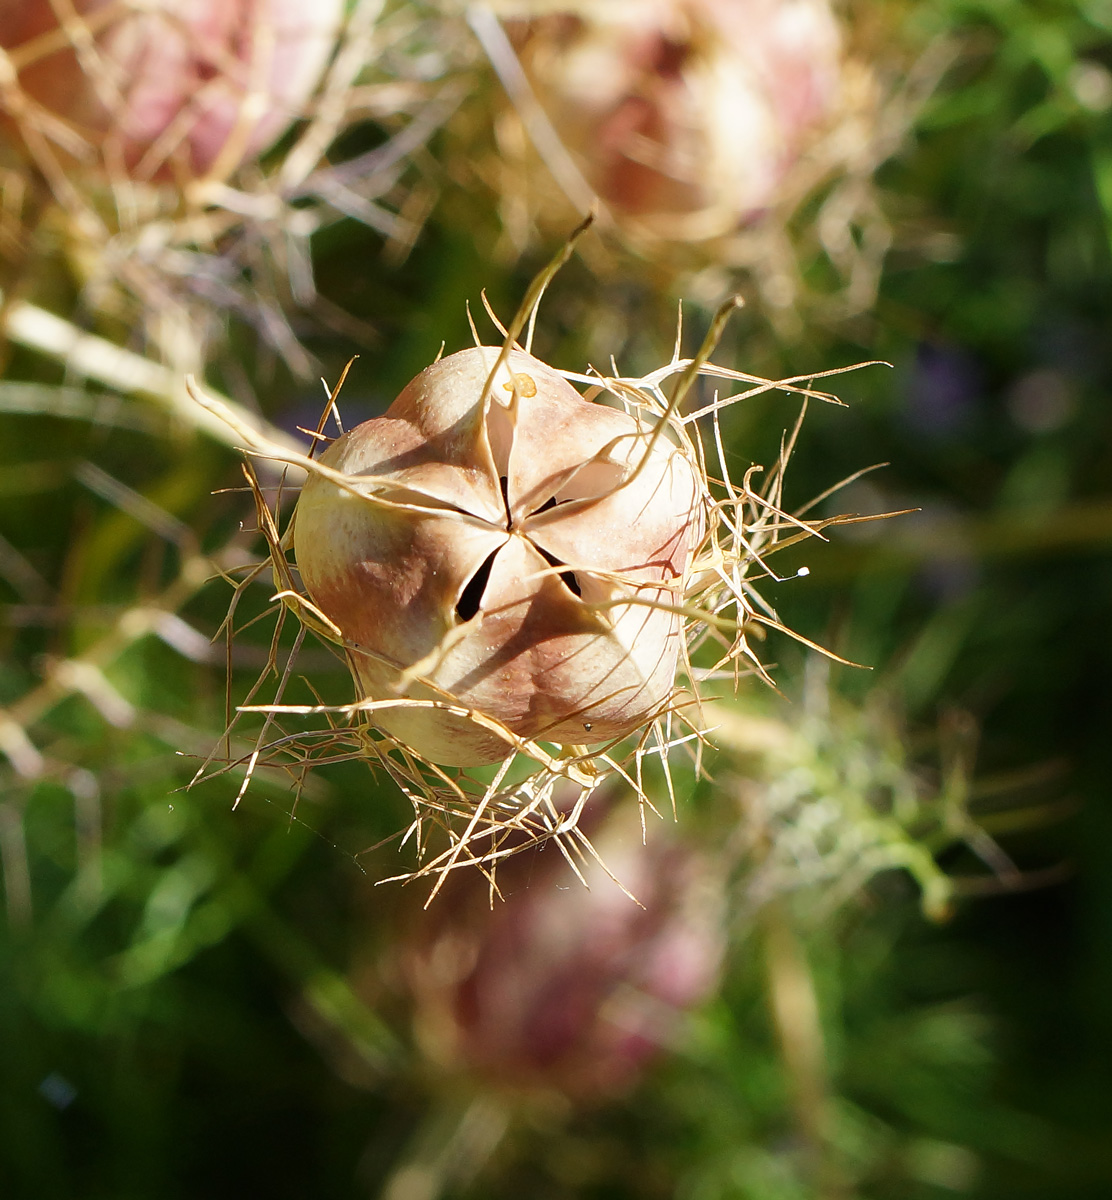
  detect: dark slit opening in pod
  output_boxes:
[499,475,510,522]
[455,550,499,622]
[537,546,582,597]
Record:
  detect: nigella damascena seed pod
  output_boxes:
[293,346,703,766]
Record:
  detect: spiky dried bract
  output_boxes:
[294,345,702,765]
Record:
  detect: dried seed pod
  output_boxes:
[0,0,343,182]
[293,345,703,766]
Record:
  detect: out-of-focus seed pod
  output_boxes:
[492,0,843,241]
[293,345,704,766]
[0,0,343,182]
[392,805,726,1098]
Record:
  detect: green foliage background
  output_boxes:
[2,2,1112,1197]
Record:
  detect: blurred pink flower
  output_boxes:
[501,0,842,238]
[1,0,343,180]
[398,807,726,1099]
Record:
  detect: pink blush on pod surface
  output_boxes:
[293,346,703,766]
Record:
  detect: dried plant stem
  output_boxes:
[467,5,598,219]
[809,498,1112,576]
[0,292,302,455]
[0,548,213,782]
[0,800,33,928]
[378,1093,511,1200]
[762,901,847,1200]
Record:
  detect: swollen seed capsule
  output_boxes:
[293,346,703,766]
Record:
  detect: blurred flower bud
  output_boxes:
[393,807,726,1099]
[0,0,343,182]
[496,0,843,240]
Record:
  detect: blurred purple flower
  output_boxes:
[904,342,982,437]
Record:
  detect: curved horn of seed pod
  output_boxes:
[293,345,703,766]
